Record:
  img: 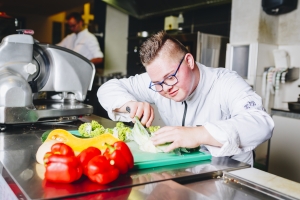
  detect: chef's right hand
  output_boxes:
[122,101,154,127]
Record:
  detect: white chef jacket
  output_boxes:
[57,29,103,60]
[97,63,274,166]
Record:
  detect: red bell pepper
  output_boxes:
[86,155,119,184]
[43,143,82,183]
[103,141,134,174]
[77,146,101,176]
[50,142,75,157]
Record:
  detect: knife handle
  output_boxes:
[126,106,131,113]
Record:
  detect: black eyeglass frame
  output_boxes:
[149,55,185,92]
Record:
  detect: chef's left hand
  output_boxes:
[151,126,222,152]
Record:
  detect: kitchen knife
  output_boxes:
[125,106,151,135]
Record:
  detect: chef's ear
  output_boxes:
[185,53,195,69]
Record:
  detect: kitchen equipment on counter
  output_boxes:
[0,115,250,200]
[287,84,300,113]
[288,102,300,113]
[288,94,300,113]
[0,30,95,126]
[2,115,298,199]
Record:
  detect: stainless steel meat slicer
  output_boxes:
[0,30,95,126]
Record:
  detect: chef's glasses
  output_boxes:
[149,55,185,92]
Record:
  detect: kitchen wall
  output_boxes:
[230,0,300,172]
[276,8,300,107]
[103,5,128,75]
[230,0,278,45]
[230,0,300,110]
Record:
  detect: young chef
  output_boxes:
[97,30,274,166]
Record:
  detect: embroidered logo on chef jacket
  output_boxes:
[244,101,256,109]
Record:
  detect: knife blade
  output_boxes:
[134,116,152,135]
[126,106,151,135]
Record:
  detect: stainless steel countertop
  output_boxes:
[0,115,262,200]
[271,108,300,119]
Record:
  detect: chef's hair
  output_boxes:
[67,12,83,23]
[139,30,189,66]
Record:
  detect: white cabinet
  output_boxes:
[268,115,300,183]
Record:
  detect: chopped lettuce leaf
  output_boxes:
[113,122,132,141]
[105,128,113,134]
[131,116,199,154]
[147,126,160,134]
[131,116,165,153]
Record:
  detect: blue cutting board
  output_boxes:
[69,130,211,170]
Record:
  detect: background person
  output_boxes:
[97,30,274,166]
[57,12,104,75]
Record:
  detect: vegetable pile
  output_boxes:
[78,120,131,141]
[43,141,134,184]
[113,122,131,141]
[78,120,106,137]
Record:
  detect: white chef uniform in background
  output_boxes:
[57,29,103,60]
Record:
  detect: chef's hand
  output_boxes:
[116,101,154,127]
[151,126,222,152]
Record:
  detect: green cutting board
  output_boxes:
[69,130,212,170]
[127,141,211,170]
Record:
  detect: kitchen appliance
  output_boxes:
[288,94,300,113]
[0,30,95,126]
